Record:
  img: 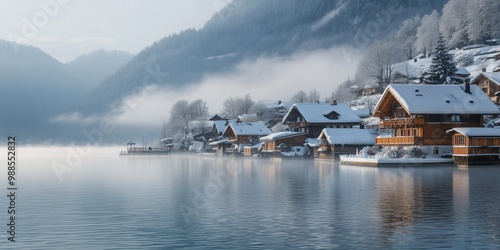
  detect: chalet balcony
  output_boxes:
[380,117,425,129]
[376,136,423,146]
[287,122,309,129]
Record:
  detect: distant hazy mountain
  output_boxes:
[88,0,447,113]
[0,40,90,141]
[66,50,133,90]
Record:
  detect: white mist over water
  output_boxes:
[52,47,360,129]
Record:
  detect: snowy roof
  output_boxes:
[364,81,380,89]
[208,138,229,146]
[480,72,500,85]
[223,122,272,137]
[207,114,227,121]
[282,103,362,124]
[375,84,500,115]
[306,138,319,147]
[260,132,305,142]
[455,67,470,76]
[446,128,500,137]
[351,107,370,118]
[318,128,375,145]
[213,120,228,133]
[393,57,432,78]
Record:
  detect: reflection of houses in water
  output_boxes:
[467,167,500,238]
[453,169,469,219]
[378,169,423,234]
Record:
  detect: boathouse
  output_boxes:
[373,84,500,156]
[223,122,272,154]
[259,131,306,157]
[282,102,362,138]
[447,128,500,165]
[317,128,375,159]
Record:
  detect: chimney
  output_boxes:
[278,100,282,105]
[483,68,486,72]
[465,78,471,94]
[414,58,417,63]
[331,100,337,105]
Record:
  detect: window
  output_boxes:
[451,115,461,122]
[433,147,439,155]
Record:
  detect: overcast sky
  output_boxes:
[0,0,229,62]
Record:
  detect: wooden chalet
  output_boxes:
[471,72,500,104]
[373,84,500,148]
[259,132,306,157]
[362,81,380,96]
[447,128,500,165]
[211,120,229,139]
[282,102,362,138]
[455,67,471,78]
[222,122,272,154]
[317,128,375,159]
[207,114,228,121]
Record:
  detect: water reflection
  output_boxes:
[3,147,500,249]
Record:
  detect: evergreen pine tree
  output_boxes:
[424,34,457,84]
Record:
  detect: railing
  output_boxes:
[380,117,424,128]
[128,147,170,152]
[376,136,423,145]
[287,122,309,128]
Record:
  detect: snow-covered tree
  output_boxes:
[237,93,255,115]
[330,79,356,104]
[467,0,500,44]
[396,15,421,60]
[414,10,440,57]
[169,100,191,127]
[221,96,238,119]
[290,90,307,103]
[188,99,209,120]
[307,89,320,103]
[439,0,469,49]
[424,34,457,84]
[221,93,255,118]
[355,39,404,90]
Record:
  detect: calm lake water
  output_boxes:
[1,146,500,249]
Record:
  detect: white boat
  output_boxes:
[339,154,453,166]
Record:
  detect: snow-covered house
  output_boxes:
[317,128,375,159]
[259,131,306,157]
[455,67,471,78]
[362,81,380,96]
[471,72,500,104]
[223,122,272,153]
[373,84,500,156]
[446,127,500,165]
[212,120,229,138]
[282,102,362,138]
[207,114,228,121]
